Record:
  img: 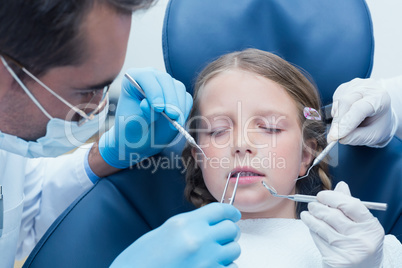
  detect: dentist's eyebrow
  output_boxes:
[76,78,114,91]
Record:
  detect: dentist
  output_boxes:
[0,1,240,267]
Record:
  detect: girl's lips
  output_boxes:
[230,168,264,177]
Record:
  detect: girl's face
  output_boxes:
[193,69,314,219]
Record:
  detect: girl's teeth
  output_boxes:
[233,171,260,177]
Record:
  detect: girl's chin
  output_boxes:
[233,198,296,218]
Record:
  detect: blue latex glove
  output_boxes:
[110,203,242,268]
[99,68,193,168]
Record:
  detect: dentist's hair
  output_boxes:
[182,48,331,217]
[0,0,155,79]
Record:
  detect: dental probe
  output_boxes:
[262,181,387,211]
[297,140,338,181]
[313,140,338,167]
[124,73,209,160]
[0,185,3,237]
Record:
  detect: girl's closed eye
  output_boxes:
[209,127,231,137]
[257,123,282,134]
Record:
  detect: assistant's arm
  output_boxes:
[381,75,402,139]
[88,67,193,175]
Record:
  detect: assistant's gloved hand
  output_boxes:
[327,78,398,148]
[110,203,242,268]
[300,181,384,268]
[99,68,193,168]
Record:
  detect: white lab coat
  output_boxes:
[0,145,93,268]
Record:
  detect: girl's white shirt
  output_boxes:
[236,218,402,268]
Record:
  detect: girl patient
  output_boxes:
[182,49,402,267]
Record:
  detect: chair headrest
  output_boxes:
[163,0,374,105]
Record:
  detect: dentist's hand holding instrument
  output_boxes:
[124,72,209,160]
[99,68,194,168]
[111,203,241,268]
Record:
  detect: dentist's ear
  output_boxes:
[299,138,317,176]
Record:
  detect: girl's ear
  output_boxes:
[191,147,197,160]
[299,138,317,176]
[191,147,200,168]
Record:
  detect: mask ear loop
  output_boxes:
[1,56,53,120]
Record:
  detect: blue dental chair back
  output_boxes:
[23,0,401,267]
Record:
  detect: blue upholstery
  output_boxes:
[23,0,401,267]
[23,156,195,267]
[162,0,374,105]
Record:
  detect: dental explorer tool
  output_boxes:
[297,140,338,181]
[0,185,3,237]
[262,181,387,211]
[124,73,209,160]
[221,173,241,205]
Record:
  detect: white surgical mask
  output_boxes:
[0,55,109,158]
[0,101,108,158]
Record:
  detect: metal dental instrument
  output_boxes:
[124,73,209,160]
[221,173,241,205]
[262,181,387,211]
[296,140,338,181]
[0,185,3,237]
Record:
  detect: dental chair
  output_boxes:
[23,0,402,267]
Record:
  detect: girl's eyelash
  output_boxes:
[208,126,281,136]
[208,128,229,136]
[259,125,282,133]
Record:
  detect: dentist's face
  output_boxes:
[194,69,312,219]
[0,4,131,141]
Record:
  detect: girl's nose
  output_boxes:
[233,128,254,156]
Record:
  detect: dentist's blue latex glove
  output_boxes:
[99,68,193,168]
[110,203,242,268]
